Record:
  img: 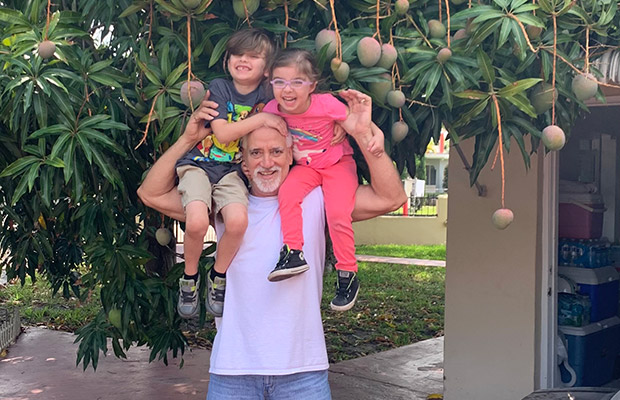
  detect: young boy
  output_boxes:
[175,28,285,318]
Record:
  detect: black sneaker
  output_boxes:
[267,245,310,282]
[205,272,226,317]
[330,270,359,311]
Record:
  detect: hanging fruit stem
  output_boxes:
[444,0,451,48]
[492,95,505,208]
[44,0,51,40]
[283,1,289,48]
[551,13,557,125]
[329,0,342,60]
[147,0,154,53]
[242,0,252,27]
[438,0,442,22]
[136,90,163,149]
[375,0,381,43]
[508,14,539,53]
[186,15,195,110]
[585,25,590,74]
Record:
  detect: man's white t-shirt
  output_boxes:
[210,187,328,375]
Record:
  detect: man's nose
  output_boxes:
[260,152,275,167]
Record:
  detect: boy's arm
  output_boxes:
[211,112,288,144]
[137,92,219,221]
[337,89,407,221]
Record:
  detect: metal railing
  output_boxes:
[410,193,439,216]
[386,193,440,217]
[0,308,21,352]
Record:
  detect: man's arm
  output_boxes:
[338,90,407,222]
[136,92,219,221]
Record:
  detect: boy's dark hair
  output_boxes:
[226,28,275,60]
[269,48,320,82]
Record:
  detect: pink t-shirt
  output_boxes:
[263,93,354,169]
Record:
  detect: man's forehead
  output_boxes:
[246,128,287,148]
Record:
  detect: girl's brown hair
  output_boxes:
[269,48,320,82]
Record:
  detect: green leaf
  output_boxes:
[209,34,230,68]
[424,65,443,99]
[165,63,187,88]
[477,48,495,85]
[89,59,115,74]
[504,92,537,117]
[154,0,186,16]
[0,156,38,177]
[43,157,65,168]
[11,173,29,205]
[400,60,434,84]
[497,18,512,49]
[30,124,71,139]
[136,58,162,86]
[454,98,490,128]
[471,19,503,46]
[0,8,28,26]
[454,90,490,100]
[26,162,41,191]
[119,1,149,18]
[497,78,541,98]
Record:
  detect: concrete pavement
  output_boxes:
[0,327,443,400]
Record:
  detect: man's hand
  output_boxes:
[338,89,373,141]
[181,90,219,146]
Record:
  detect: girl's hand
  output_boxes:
[368,131,385,157]
[331,123,347,145]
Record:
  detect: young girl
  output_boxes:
[262,48,384,311]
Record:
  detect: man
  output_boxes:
[137,89,406,399]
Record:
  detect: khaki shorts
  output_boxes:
[176,165,248,215]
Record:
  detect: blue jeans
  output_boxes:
[206,370,331,400]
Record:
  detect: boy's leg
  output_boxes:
[269,166,321,281]
[319,156,360,311]
[214,202,248,274]
[183,201,211,275]
[177,166,213,318]
[206,172,249,317]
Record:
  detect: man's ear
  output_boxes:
[286,146,293,165]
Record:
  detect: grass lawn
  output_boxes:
[356,244,446,260]
[0,276,100,331]
[321,261,444,363]
[1,244,446,363]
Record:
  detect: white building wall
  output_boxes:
[444,138,544,399]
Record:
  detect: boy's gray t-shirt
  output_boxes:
[176,78,273,183]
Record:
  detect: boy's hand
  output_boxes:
[331,123,347,145]
[368,125,385,157]
[338,89,372,140]
[260,113,288,137]
[182,90,219,146]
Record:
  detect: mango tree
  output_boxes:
[0,0,617,369]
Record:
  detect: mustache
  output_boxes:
[254,166,281,175]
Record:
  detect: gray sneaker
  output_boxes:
[205,273,226,317]
[177,276,200,319]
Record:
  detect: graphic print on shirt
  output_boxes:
[289,127,326,165]
[193,101,265,163]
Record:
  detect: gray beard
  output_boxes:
[252,166,282,194]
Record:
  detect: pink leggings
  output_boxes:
[278,155,358,272]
